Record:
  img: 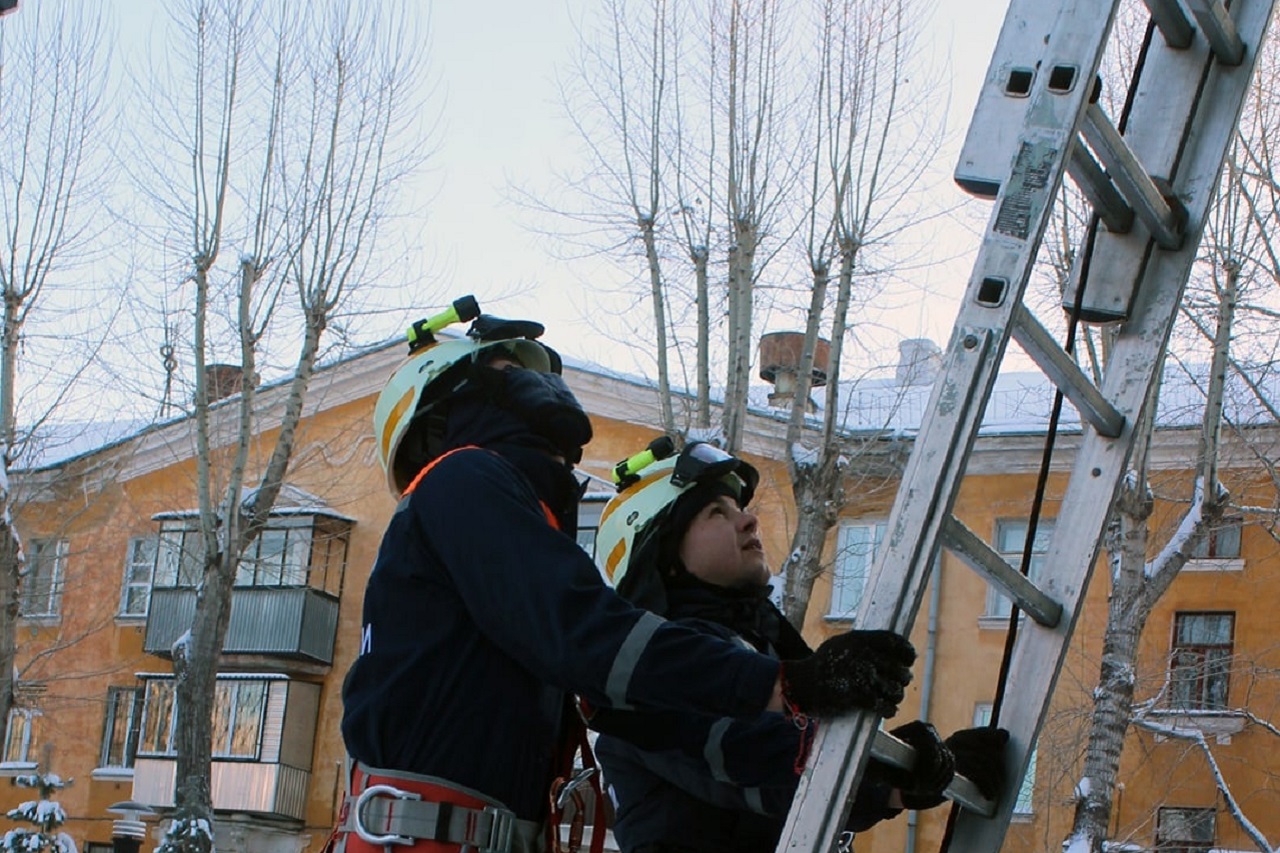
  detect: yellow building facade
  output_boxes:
[6,340,1278,852]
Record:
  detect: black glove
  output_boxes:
[781,630,915,718]
[871,720,955,811]
[946,726,1010,800]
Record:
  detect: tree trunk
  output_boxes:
[169,548,237,853]
[0,518,19,738]
[640,216,676,435]
[780,454,842,627]
[1070,485,1151,851]
[722,219,757,452]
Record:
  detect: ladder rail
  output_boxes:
[947,0,1275,844]
[776,0,1275,848]
[778,5,1128,848]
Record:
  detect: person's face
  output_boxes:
[677,494,770,588]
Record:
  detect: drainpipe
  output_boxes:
[906,561,942,853]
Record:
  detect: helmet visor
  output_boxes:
[670,442,757,505]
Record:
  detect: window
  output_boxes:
[211,680,266,759]
[1170,612,1233,711]
[829,522,886,620]
[2,709,40,765]
[975,704,1034,815]
[100,687,143,769]
[1156,806,1214,853]
[577,496,608,558]
[138,677,270,760]
[1190,517,1241,559]
[120,537,158,616]
[20,539,67,618]
[156,515,350,591]
[236,523,310,587]
[138,680,177,755]
[985,519,1054,619]
[155,524,203,588]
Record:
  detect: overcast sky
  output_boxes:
[419,0,1010,371]
[100,0,1010,376]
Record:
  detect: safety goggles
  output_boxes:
[671,442,742,488]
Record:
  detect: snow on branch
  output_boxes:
[1133,717,1273,852]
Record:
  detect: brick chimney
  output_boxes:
[204,364,246,402]
[758,331,831,410]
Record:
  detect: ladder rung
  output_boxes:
[1010,303,1126,437]
[941,516,1063,628]
[1080,104,1186,249]
[871,730,995,817]
[1186,0,1246,65]
[1067,143,1135,233]
[1142,0,1195,48]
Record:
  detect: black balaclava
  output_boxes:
[434,379,586,534]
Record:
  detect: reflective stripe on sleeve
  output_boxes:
[605,611,664,709]
[744,787,766,815]
[706,718,731,783]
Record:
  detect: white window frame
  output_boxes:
[828,521,887,621]
[120,537,158,617]
[20,539,68,619]
[974,704,1034,816]
[211,680,267,760]
[2,708,40,767]
[99,686,143,771]
[577,495,609,560]
[983,519,1055,621]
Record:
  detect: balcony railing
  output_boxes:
[132,757,310,822]
[144,587,339,664]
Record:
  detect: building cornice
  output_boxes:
[14,343,1278,500]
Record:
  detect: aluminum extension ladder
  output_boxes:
[777,0,1276,850]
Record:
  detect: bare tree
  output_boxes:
[0,2,115,746]
[543,0,799,447]
[549,1,944,627]
[1059,24,1280,851]
[777,0,942,626]
[134,2,429,850]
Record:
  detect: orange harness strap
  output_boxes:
[403,446,561,531]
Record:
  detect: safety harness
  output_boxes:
[330,446,608,853]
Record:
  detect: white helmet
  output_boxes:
[373,298,557,496]
[597,439,758,600]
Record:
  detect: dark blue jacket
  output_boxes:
[340,446,779,821]
[591,586,900,853]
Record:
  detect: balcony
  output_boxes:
[144,587,340,665]
[132,758,311,822]
[132,677,320,823]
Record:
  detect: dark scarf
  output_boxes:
[663,579,812,660]
[439,388,583,535]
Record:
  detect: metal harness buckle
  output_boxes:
[479,805,516,853]
[353,784,423,846]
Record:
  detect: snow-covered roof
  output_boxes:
[152,483,356,522]
[19,327,1280,474]
[748,364,1280,436]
